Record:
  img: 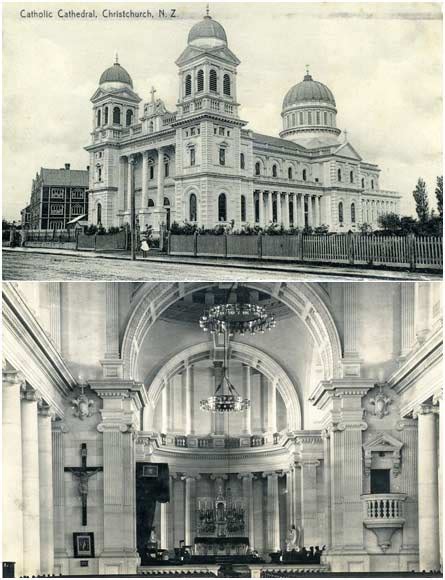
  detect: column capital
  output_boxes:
[52,419,69,433]
[38,400,55,418]
[2,367,26,387]
[128,154,136,165]
[97,422,136,433]
[237,472,255,480]
[395,418,418,431]
[182,473,201,481]
[296,459,320,468]
[262,471,279,479]
[432,389,443,406]
[413,402,435,418]
[21,384,41,403]
[210,473,228,481]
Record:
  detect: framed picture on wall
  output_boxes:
[73,532,95,558]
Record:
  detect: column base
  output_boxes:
[151,209,167,237]
[139,209,153,230]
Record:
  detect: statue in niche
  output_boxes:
[285,525,301,551]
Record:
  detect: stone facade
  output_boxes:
[85,14,400,235]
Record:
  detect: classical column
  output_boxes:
[343,283,359,356]
[38,402,54,575]
[160,501,170,550]
[242,364,252,434]
[105,282,119,359]
[314,195,320,227]
[141,151,149,209]
[285,470,293,529]
[284,192,290,228]
[400,283,416,357]
[47,283,61,351]
[396,419,418,553]
[263,472,280,552]
[322,431,332,549]
[52,420,68,560]
[299,459,320,547]
[330,425,344,549]
[307,195,313,227]
[239,473,255,548]
[161,381,168,434]
[299,194,305,228]
[267,191,273,224]
[184,475,197,546]
[127,155,134,211]
[415,282,433,344]
[317,196,322,225]
[2,368,24,576]
[267,379,277,434]
[156,147,165,208]
[118,156,126,212]
[434,393,442,566]
[416,403,440,571]
[21,386,41,576]
[276,192,282,225]
[258,191,265,227]
[185,364,194,435]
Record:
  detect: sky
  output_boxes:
[3,1,443,220]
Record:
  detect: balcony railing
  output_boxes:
[159,433,279,449]
[363,493,406,521]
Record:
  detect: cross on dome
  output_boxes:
[150,86,157,103]
[205,3,210,17]
[114,50,119,65]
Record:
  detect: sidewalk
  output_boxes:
[3,246,441,280]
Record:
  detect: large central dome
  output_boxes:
[283,73,335,109]
[188,14,227,46]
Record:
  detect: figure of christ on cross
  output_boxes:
[65,443,103,526]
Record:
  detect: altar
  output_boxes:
[194,536,249,556]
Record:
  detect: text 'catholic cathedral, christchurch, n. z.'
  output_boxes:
[85,10,401,235]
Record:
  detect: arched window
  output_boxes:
[324,111,328,125]
[308,111,312,125]
[209,69,218,92]
[223,74,231,96]
[96,109,101,127]
[337,168,342,182]
[351,202,356,223]
[292,113,296,126]
[240,153,245,170]
[126,109,133,126]
[338,201,344,224]
[288,167,293,180]
[197,69,204,92]
[289,197,294,225]
[218,193,227,222]
[371,179,374,190]
[350,170,354,183]
[302,169,307,181]
[255,161,261,176]
[361,177,365,188]
[185,74,192,96]
[299,112,304,125]
[96,203,102,225]
[164,197,170,207]
[189,193,197,221]
[113,106,121,125]
[272,197,277,223]
[164,159,170,178]
[254,196,260,223]
[316,111,321,125]
[149,165,154,179]
[241,195,246,222]
[104,107,109,124]
[272,164,277,178]
[148,198,155,207]
[149,121,154,133]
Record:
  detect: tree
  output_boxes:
[412,178,429,223]
[377,212,401,233]
[435,175,443,219]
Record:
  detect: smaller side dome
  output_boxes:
[283,73,336,109]
[99,58,133,88]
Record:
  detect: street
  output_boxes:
[2,250,373,281]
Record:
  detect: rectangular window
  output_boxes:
[308,112,312,125]
[149,166,154,180]
[219,127,225,136]
[219,148,226,166]
[370,469,391,494]
[316,111,321,124]
[190,127,195,136]
[190,148,196,166]
[51,187,64,199]
[164,162,169,178]
[299,112,304,125]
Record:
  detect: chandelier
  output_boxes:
[199,285,276,413]
[199,303,276,336]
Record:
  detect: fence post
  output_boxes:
[257,233,262,259]
[193,231,198,257]
[94,234,98,252]
[167,233,171,255]
[75,229,79,250]
[223,234,228,258]
[298,232,304,261]
[407,232,416,271]
[348,231,354,265]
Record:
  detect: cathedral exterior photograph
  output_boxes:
[2,281,443,577]
[85,10,400,235]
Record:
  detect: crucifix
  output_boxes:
[150,86,156,103]
[65,443,103,526]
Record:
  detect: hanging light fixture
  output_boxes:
[199,285,276,413]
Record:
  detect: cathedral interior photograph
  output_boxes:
[2,281,442,577]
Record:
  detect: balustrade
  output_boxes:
[363,494,406,520]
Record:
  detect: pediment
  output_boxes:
[334,141,362,161]
[363,432,403,453]
[90,87,141,103]
[176,44,240,67]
